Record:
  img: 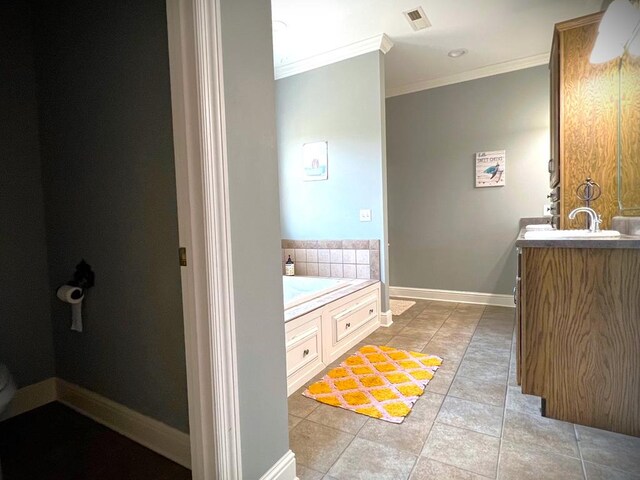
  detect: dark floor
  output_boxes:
[0,402,191,480]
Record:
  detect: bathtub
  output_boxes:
[283,276,352,309]
[282,275,381,395]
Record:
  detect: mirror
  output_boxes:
[618,28,640,214]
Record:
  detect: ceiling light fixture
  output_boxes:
[448,48,468,58]
[590,0,640,64]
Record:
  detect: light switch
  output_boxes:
[359,209,372,222]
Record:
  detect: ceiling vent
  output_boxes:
[403,6,431,31]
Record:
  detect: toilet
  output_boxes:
[0,364,15,416]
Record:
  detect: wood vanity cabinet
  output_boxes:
[550,12,620,230]
[517,246,640,436]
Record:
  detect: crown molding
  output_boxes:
[275,33,394,80]
[386,52,550,98]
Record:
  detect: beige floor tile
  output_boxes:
[584,461,640,480]
[410,457,491,479]
[454,304,486,314]
[457,358,509,384]
[505,385,540,416]
[424,368,456,395]
[365,329,394,345]
[289,392,320,417]
[382,319,412,336]
[421,423,500,478]
[407,316,446,329]
[502,410,579,458]
[289,414,303,430]
[397,326,438,342]
[355,393,443,455]
[306,404,368,435]
[296,464,324,480]
[289,420,354,473]
[436,396,503,437]
[576,425,640,476]
[463,344,511,366]
[422,301,458,313]
[470,334,513,350]
[497,440,584,480]
[415,311,451,321]
[449,375,507,407]
[327,437,417,480]
[386,335,428,352]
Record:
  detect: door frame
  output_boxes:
[166,0,242,478]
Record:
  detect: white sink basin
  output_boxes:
[524,229,621,240]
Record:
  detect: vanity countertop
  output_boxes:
[515,228,640,249]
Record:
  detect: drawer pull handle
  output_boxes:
[346,323,351,328]
[303,349,310,356]
[369,308,374,314]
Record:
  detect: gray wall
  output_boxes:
[0,3,55,388]
[219,0,290,476]
[34,0,188,432]
[276,52,390,304]
[386,66,550,295]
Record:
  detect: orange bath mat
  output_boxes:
[303,345,442,423]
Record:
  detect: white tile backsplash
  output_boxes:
[285,249,295,262]
[356,250,370,265]
[307,263,319,276]
[318,263,331,277]
[318,249,331,263]
[357,265,371,279]
[282,240,379,281]
[306,249,318,263]
[343,249,356,264]
[343,264,357,279]
[330,264,344,278]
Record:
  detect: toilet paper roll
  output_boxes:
[56,285,84,304]
[56,285,84,332]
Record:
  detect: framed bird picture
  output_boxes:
[475,150,506,187]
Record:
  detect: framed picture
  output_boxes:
[302,141,328,181]
[475,150,506,187]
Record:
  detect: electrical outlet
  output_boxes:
[359,209,372,222]
[543,204,552,216]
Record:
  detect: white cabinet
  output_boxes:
[285,282,381,396]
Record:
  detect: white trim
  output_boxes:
[380,309,393,327]
[0,378,56,421]
[386,52,550,98]
[166,1,242,479]
[389,286,515,308]
[56,379,191,469]
[275,33,393,80]
[259,450,297,480]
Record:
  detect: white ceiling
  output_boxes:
[271,0,603,95]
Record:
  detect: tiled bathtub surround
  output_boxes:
[282,239,380,280]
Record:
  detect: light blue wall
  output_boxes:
[276,52,389,304]
[34,0,188,432]
[386,66,550,295]
[219,0,290,476]
[0,2,55,389]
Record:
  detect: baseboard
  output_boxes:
[380,309,393,327]
[389,286,515,308]
[260,450,297,480]
[56,379,191,469]
[0,378,57,422]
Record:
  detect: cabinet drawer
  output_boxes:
[332,295,378,344]
[286,324,320,377]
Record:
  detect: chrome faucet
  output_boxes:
[568,207,602,233]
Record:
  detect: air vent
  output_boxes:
[403,6,431,31]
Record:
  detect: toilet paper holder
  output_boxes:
[56,260,95,332]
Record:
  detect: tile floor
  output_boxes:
[288,299,640,480]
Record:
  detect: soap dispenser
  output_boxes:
[285,255,295,276]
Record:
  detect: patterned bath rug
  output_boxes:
[390,299,416,316]
[303,345,442,423]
